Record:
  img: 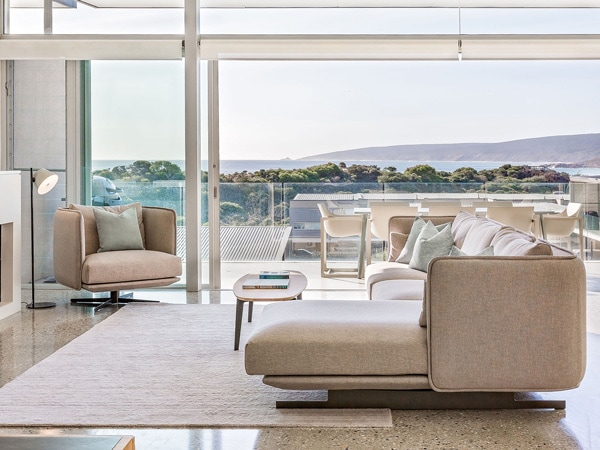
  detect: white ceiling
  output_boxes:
[9,0,600,7]
[199,0,600,7]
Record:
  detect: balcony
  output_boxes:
[98,178,599,292]
[30,178,598,294]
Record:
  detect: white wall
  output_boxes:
[12,60,67,283]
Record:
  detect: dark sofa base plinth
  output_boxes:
[276,389,565,410]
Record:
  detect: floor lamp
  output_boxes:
[26,168,58,310]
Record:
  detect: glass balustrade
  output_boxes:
[96,179,597,267]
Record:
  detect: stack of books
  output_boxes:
[242,271,290,289]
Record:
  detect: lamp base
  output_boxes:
[26,302,56,309]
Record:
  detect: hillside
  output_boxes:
[301,133,600,164]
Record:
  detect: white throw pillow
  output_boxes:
[408,221,454,272]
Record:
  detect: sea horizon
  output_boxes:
[92,159,600,178]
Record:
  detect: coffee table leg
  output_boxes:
[248,301,254,323]
[234,299,245,351]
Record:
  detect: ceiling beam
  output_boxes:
[199,0,600,8]
[0,35,183,59]
[199,33,600,60]
[1,33,599,61]
[9,0,600,8]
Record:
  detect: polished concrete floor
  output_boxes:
[0,262,599,449]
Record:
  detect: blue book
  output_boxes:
[259,271,290,279]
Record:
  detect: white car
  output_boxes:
[92,175,123,206]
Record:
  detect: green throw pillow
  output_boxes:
[93,206,144,252]
[408,221,454,272]
[449,245,494,256]
[396,217,427,263]
[396,218,449,264]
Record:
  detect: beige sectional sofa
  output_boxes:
[245,211,587,409]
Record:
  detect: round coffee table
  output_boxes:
[233,271,307,350]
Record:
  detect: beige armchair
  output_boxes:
[318,203,369,278]
[53,204,182,312]
[541,202,584,255]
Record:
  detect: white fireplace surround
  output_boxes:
[0,172,22,320]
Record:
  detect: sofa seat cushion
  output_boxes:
[365,262,427,299]
[245,300,428,377]
[491,227,553,256]
[82,250,182,285]
[371,279,425,301]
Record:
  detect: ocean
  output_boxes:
[92,159,600,178]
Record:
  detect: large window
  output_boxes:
[219,60,600,161]
[89,60,186,282]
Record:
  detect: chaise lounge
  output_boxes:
[244,211,587,409]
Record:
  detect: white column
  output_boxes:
[184,0,202,291]
[208,61,221,289]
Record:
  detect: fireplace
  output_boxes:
[0,171,22,320]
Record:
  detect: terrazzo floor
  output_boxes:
[0,263,599,450]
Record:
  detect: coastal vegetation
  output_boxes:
[93,161,570,226]
[219,162,569,185]
[93,160,570,185]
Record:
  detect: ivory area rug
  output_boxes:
[0,303,391,428]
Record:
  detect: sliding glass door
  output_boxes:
[87,60,187,285]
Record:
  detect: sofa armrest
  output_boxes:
[426,256,586,392]
[53,208,84,290]
[142,206,177,255]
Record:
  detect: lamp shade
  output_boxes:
[33,168,58,195]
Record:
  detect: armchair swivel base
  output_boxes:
[71,290,159,313]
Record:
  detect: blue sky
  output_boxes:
[10,5,600,160]
[89,58,600,161]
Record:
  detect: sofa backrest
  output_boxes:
[388,211,560,260]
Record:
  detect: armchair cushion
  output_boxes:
[69,203,145,255]
[93,207,144,252]
[82,250,182,285]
